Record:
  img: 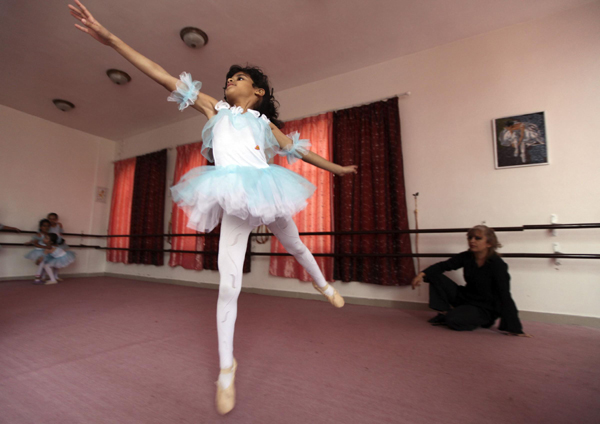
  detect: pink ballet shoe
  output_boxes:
[312,283,345,308]
[215,358,237,415]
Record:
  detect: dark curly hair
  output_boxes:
[39,219,51,231]
[224,65,283,129]
[48,233,59,245]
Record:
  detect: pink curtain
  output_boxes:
[107,157,136,263]
[269,112,334,282]
[169,142,208,270]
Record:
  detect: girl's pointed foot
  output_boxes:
[215,358,237,415]
[312,282,345,308]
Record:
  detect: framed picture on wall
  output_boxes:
[492,111,548,169]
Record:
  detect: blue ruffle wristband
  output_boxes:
[167,72,202,111]
[277,131,311,164]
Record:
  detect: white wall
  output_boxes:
[0,105,116,278]
[106,2,600,318]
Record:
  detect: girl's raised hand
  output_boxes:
[336,165,358,176]
[68,0,113,45]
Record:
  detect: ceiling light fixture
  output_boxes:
[107,69,132,85]
[52,99,75,112]
[180,27,208,49]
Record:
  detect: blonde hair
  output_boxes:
[467,225,502,260]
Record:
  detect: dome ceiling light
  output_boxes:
[180,27,208,49]
[52,99,75,112]
[107,69,131,85]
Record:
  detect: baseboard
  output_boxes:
[103,272,218,290]
[0,272,105,281]
[3,272,599,328]
[517,310,600,328]
[102,272,432,310]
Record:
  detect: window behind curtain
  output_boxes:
[269,112,334,282]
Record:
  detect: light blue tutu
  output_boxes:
[171,164,316,232]
[44,251,76,269]
[25,249,45,261]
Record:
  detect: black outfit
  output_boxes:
[423,251,523,333]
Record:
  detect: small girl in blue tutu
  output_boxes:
[70,0,357,414]
[34,233,76,285]
[25,219,52,281]
[48,212,69,280]
[47,213,66,245]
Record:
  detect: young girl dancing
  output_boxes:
[47,213,66,244]
[36,233,77,285]
[48,212,69,280]
[69,0,357,415]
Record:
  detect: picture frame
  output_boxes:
[96,186,108,203]
[492,111,548,169]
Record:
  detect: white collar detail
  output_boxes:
[215,100,269,122]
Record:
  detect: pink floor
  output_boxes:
[1,276,599,424]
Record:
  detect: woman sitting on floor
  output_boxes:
[411,225,531,337]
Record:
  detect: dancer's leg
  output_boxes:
[34,261,46,283]
[267,216,330,289]
[35,258,47,278]
[35,261,45,277]
[266,216,345,307]
[216,213,254,386]
[43,264,57,284]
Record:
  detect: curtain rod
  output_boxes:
[283,91,411,124]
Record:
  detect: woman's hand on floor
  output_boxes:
[503,332,534,338]
[411,272,425,289]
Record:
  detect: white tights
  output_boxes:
[36,262,56,281]
[216,213,329,371]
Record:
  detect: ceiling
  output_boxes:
[0,0,592,141]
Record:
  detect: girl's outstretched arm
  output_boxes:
[68,0,217,118]
[270,125,358,176]
[0,225,21,232]
[302,152,358,176]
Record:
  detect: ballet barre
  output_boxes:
[2,222,599,238]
